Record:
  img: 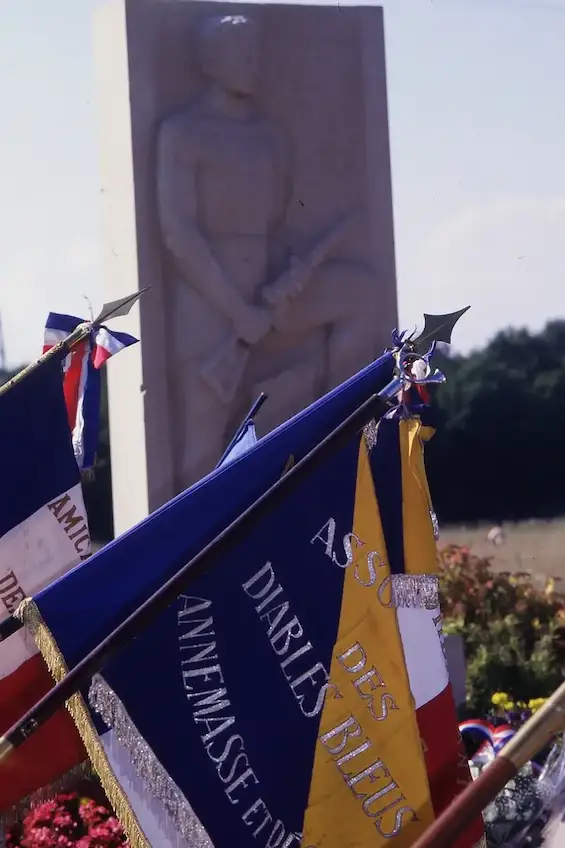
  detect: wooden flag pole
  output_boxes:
[0,323,92,401]
[0,289,148,401]
[411,680,565,848]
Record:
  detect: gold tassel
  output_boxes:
[15,598,149,848]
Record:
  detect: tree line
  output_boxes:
[428,320,565,524]
[2,320,564,540]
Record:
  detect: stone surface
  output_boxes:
[444,634,466,707]
[95,0,397,534]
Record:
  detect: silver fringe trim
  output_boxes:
[390,574,439,610]
[89,675,213,848]
[362,419,379,451]
[430,508,440,541]
[363,407,408,451]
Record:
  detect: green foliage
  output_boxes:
[439,544,565,713]
[428,320,565,522]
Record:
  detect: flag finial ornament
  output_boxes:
[92,287,150,326]
[392,306,470,354]
[404,306,470,353]
[389,307,470,405]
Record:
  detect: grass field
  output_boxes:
[91,520,565,591]
[441,519,565,585]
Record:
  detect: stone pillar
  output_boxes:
[94,0,397,535]
[444,634,467,708]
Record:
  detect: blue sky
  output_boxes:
[1,0,564,365]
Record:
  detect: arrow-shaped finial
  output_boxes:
[387,307,470,399]
[93,287,150,326]
[410,306,470,353]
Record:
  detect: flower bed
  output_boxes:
[5,792,129,848]
[438,544,565,714]
[441,545,565,845]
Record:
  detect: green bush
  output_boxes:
[438,544,565,713]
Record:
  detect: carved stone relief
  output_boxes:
[156,14,379,488]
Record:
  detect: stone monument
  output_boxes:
[95,0,398,535]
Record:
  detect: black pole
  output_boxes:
[0,395,269,645]
[0,615,22,642]
[217,392,268,466]
[0,385,393,757]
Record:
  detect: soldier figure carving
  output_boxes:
[157,14,376,487]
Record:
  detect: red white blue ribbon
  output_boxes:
[460,719,518,755]
[44,313,138,470]
[460,717,548,799]
[459,718,497,762]
[459,718,548,774]
[492,724,517,754]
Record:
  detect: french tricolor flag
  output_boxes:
[43,314,138,471]
[0,357,88,815]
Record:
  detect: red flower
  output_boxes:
[6,792,129,848]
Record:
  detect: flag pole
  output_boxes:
[411,680,565,848]
[0,323,92,401]
[0,390,268,646]
[217,392,267,466]
[0,289,148,401]
[0,308,464,764]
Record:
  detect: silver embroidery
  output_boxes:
[390,574,439,610]
[88,575,438,848]
[89,675,213,848]
[430,508,440,541]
